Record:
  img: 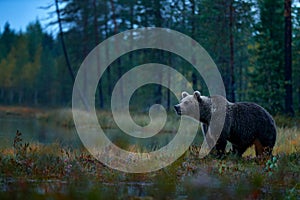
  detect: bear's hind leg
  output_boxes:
[254,139,264,156]
[256,130,276,157]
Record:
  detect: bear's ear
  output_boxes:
[193,91,201,102]
[181,91,189,98]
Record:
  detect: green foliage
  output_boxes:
[0,0,300,113]
[248,0,285,114]
[0,23,16,60]
[293,5,300,113]
[0,21,59,105]
[265,156,278,176]
[274,115,300,127]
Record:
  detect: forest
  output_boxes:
[0,0,300,116]
[1,1,300,199]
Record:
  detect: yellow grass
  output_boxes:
[243,127,300,157]
[0,142,64,157]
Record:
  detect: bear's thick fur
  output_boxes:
[174,91,277,157]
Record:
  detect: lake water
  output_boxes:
[0,116,199,198]
[0,117,80,149]
[0,116,202,150]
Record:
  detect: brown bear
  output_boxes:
[174,91,277,157]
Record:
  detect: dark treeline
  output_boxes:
[0,0,300,115]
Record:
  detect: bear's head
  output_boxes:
[174,91,203,120]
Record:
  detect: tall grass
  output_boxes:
[244,127,300,157]
[0,128,299,199]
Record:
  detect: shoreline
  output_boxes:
[0,105,46,118]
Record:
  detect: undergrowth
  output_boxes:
[0,130,299,199]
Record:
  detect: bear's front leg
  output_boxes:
[231,144,248,157]
[213,137,227,158]
[208,137,227,159]
[202,124,227,159]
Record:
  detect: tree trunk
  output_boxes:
[284,0,294,115]
[55,0,75,82]
[298,86,300,112]
[82,4,89,106]
[104,1,111,97]
[9,89,14,104]
[55,0,90,111]
[154,0,162,105]
[229,0,235,102]
[34,90,38,105]
[190,0,198,91]
[93,0,104,108]
[18,89,23,104]
[110,0,124,107]
[0,88,3,101]
[167,52,172,111]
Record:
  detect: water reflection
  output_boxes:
[0,116,202,151]
[0,117,80,148]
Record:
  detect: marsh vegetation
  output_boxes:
[0,108,299,199]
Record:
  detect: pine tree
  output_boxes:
[293,4,300,112]
[0,23,16,60]
[249,0,285,114]
[284,0,294,115]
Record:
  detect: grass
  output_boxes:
[243,126,300,157]
[0,108,299,199]
[0,129,299,199]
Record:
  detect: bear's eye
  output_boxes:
[184,101,189,105]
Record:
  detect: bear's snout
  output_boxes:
[174,105,181,115]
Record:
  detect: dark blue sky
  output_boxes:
[0,0,57,34]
